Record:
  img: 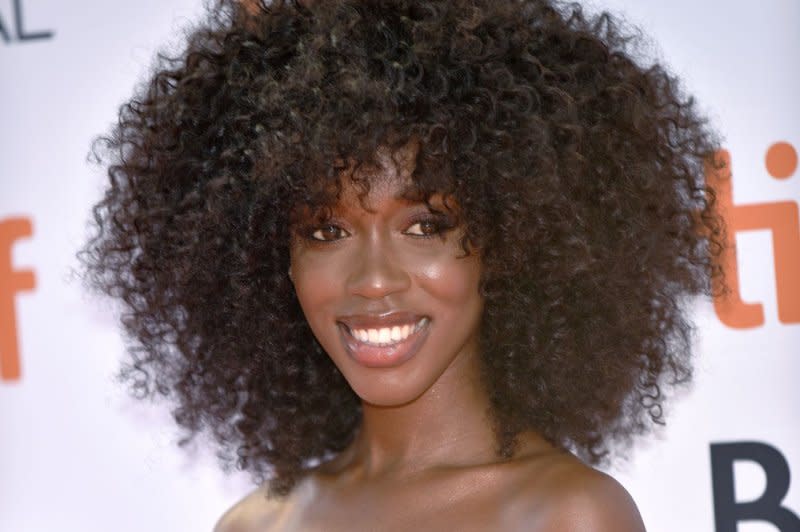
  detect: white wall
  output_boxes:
[1,1,797,530]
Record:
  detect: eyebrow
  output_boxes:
[392,182,430,202]
[344,179,425,206]
[293,181,448,223]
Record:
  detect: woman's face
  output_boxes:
[288,145,484,406]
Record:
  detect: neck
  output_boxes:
[340,341,498,480]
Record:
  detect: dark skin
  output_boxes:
[215,141,646,531]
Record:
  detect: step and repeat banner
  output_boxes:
[1,1,797,531]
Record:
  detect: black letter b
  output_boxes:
[710,441,799,531]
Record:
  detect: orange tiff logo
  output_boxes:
[0,217,36,382]
[707,142,800,328]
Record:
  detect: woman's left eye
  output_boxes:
[404,217,454,238]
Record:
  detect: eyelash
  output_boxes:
[303,214,455,243]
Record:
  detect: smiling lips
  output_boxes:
[337,315,431,368]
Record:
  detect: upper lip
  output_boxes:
[337,311,427,330]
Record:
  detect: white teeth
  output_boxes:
[390,326,403,342]
[349,317,428,346]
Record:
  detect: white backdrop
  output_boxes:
[1,1,797,531]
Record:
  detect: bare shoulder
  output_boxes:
[506,453,646,532]
[213,484,286,532]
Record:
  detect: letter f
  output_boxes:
[0,217,36,381]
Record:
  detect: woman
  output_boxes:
[80,0,729,529]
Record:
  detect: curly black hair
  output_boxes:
[80,0,730,497]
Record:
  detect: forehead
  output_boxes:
[290,138,458,221]
[338,140,419,204]
[309,145,412,202]
[337,171,418,212]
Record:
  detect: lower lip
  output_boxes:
[338,319,431,368]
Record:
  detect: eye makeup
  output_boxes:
[298,210,457,244]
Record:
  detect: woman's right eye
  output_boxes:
[308,224,347,242]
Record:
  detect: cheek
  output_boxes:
[289,248,342,322]
[415,254,482,306]
[289,236,483,320]
[414,232,483,306]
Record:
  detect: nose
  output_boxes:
[346,233,411,299]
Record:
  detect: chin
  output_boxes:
[344,371,438,407]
